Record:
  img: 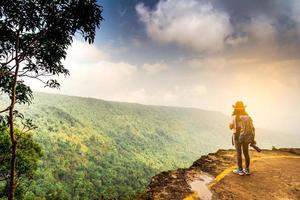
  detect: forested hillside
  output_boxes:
[0,93,297,199]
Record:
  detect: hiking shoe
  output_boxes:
[233,168,244,176]
[243,168,251,175]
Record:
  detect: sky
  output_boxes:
[27,0,300,134]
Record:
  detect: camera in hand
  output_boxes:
[250,142,262,152]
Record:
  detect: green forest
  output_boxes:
[0,92,298,199]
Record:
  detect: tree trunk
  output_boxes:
[7,131,17,200]
[8,31,20,200]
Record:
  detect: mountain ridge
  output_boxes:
[28,91,227,115]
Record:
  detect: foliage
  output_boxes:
[0,127,43,199]
[10,93,232,200]
[0,0,103,86]
[0,1,103,199]
[0,0,103,103]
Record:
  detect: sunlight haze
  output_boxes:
[26,0,300,134]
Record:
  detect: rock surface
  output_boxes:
[138,148,300,200]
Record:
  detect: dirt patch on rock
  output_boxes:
[211,156,300,200]
[138,148,300,200]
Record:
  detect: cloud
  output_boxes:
[27,40,210,107]
[26,39,138,98]
[142,61,168,74]
[156,84,207,106]
[187,56,227,70]
[66,39,107,63]
[290,0,300,34]
[135,0,300,57]
[243,15,276,42]
[189,84,207,97]
[136,0,232,52]
[225,35,249,46]
[223,15,276,49]
[68,61,138,89]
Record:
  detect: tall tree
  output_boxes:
[0,0,103,199]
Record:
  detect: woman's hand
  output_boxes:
[229,123,234,130]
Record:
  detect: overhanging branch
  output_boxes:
[0,106,10,114]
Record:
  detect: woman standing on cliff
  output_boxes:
[229,101,252,176]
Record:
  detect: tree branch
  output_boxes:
[0,106,10,114]
[1,56,16,67]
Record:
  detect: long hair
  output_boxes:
[232,108,248,116]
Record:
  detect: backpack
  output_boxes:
[238,115,255,144]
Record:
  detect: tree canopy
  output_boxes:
[0,127,43,199]
[0,0,103,90]
[0,0,103,199]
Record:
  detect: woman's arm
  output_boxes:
[229,116,235,130]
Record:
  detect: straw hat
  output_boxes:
[232,101,247,109]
